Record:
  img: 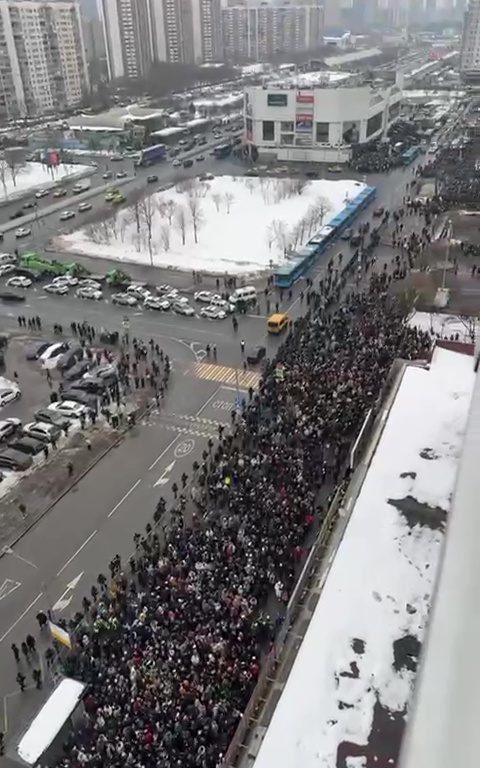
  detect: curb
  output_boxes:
[0,396,153,557]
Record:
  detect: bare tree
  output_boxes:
[244,178,255,195]
[212,192,222,212]
[7,154,18,188]
[175,205,187,246]
[139,196,156,264]
[160,223,171,251]
[165,199,176,224]
[188,195,203,243]
[223,192,235,214]
[156,200,168,219]
[0,157,8,198]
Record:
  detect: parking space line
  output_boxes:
[56,529,97,576]
[108,479,141,518]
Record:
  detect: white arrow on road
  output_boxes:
[154,460,176,488]
[52,571,84,613]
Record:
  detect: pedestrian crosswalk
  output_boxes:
[191,362,261,389]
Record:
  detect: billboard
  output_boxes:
[268,93,288,107]
[295,114,313,134]
[296,91,314,104]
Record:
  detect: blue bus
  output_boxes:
[213,143,232,159]
[400,146,420,166]
[135,143,167,167]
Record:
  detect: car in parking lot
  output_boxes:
[53,274,79,287]
[147,174,158,183]
[172,159,182,167]
[0,264,16,277]
[144,296,170,311]
[78,202,92,212]
[15,227,31,238]
[196,155,205,162]
[64,359,90,382]
[6,276,32,288]
[34,408,70,429]
[23,421,61,443]
[102,171,113,179]
[0,387,20,407]
[61,389,98,410]
[48,400,87,419]
[246,345,266,365]
[112,292,137,306]
[116,170,127,179]
[44,282,69,295]
[53,188,67,198]
[0,448,32,470]
[210,296,234,313]
[34,188,50,199]
[156,284,177,297]
[201,305,226,320]
[76,286,102,300]
[59,210,75,221]
[126,284,151,300]
[40,341,69,365]
[10,435,44,455]
[172,301,194,316]
[0,417,21,442]
[83,363,117,383]
[327,165,342,174]
[56,346,83,372]
[78,278,101,290]
[71,377,106,395]
[194,290,214,303]
[25,340,52,360]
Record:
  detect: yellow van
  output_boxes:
[267,312,289,334]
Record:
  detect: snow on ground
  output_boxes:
[59,176,365,275]
[0,161,92,201]
[253,347,475,768]
[408,310,478,342]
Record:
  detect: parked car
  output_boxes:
[112,292,137,306]
[0,417,21,442]
[172,295,189,307]
[196,155,205,162]
[70,378,106,395]
[102,171,113,179]
[0,264,16,276]
[53,188,67,198]
[0,448,32,470]
[78,278,101,290]
[56,346,83,371]
[172,159,182,167]
[183,159,193,168]
[156,284,177,297]
[34,189,50,199]
[0,387,20,407]
[201,305,226,320]
[144,296,170,311]
[6,276,32,288]
[34,408,70,429]
[15,227,31,238]
[172,302,194,316]
[64,359,90,382]
[44,283,69,295]
[76,286,102,300]
[25,340,52,360]
[61,389,98,411]
[147,175,158,183]
[327,165,342,173]
[23,421,61,443]
[83,363,117,383]
[0,291,25,302]
[78,202,92,212]
[194,290,214,303]
[47,400,87,419]
[116,170,127,179]
[126,284,151,300]
[246,345,266,365]
[59,210,75,221]
[53,274,78,286]
[9,436,44,455]
[39,341,69,364]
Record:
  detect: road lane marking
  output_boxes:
[148,435,179,471]
[0,592,43,643]
[56,529,98,576]
[108,479,141,518]
[191,362,260,388]
[0,579,21,601]
[195,385,222,417]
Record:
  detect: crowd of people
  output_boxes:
[419,142,480,205]
[38,253,432,768]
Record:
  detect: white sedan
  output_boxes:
[111,292,137,306]
[126,284,151,300]
[0,264,16,276]
[52,274,78,286]
[44,283,69,295]
[78,278,101,290]
[194,290,214,303]
[59,210,75,221]
[47,400,87,419]
[15,227,31,238]
[78,202,92,212]
[173,302,195,316]
[76,286,102,300]
[201,305,227,320]
[0,387,21,407]
[34,189,50,199]
[6,276,32,288]
[144,296,170,311]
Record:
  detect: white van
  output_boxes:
[230,285,257,304]
[0,252,15,265]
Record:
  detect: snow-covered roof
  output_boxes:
[253,347,475,768]
[17,679,86,764]
[324,46,383,67]
[407,310,478,343]
[193,92,243,109]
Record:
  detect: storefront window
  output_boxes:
[262,121,274,141]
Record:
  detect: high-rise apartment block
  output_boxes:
[461,0,480,81]
[221,0,324,62]
[0,0,89,119]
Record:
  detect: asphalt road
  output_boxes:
[0,156,418,759]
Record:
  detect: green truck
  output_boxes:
[18,253,90,278]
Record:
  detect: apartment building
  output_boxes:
[99,0,154,79]
[461,0,480,81]
[0,0,89,119]
[222,0,324,63]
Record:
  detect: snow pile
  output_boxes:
[408,310,478,343]
[253,347,475,768]
[60,176,365,275]
[0,161,92,201]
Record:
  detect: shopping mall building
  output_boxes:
[243,79,402,163]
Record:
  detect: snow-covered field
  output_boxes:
[408,310,478,342]
[0,161,92,201]
[59,176,365,275]
[253,347,475,768]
